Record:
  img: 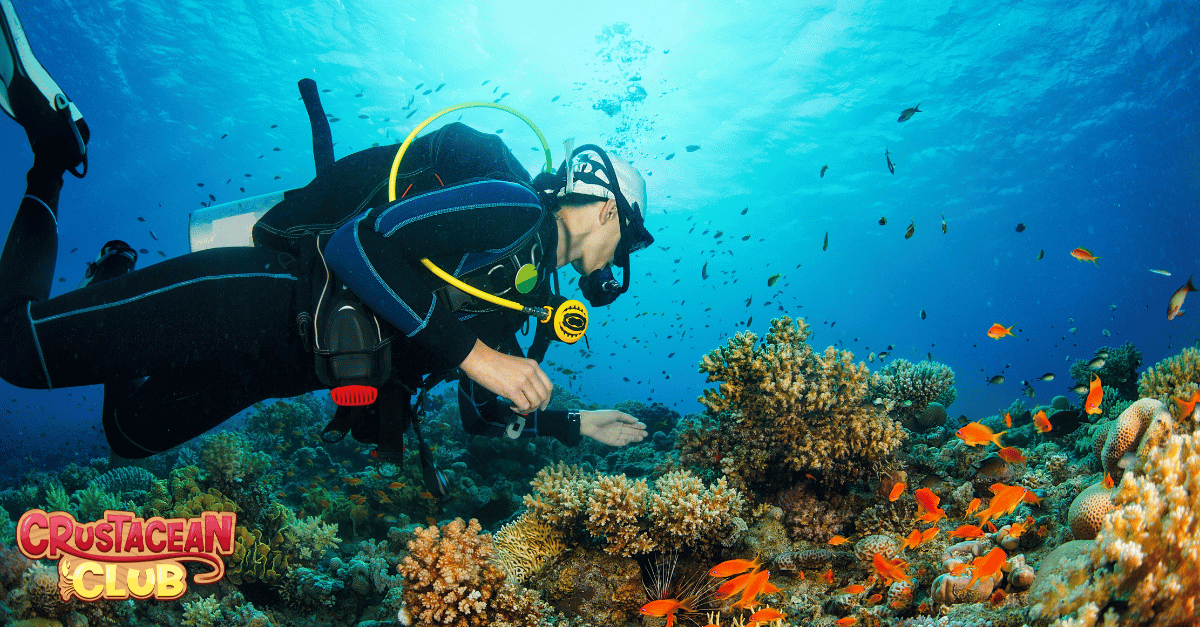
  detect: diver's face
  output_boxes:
[572,200,622,275]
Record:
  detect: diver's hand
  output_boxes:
[459,339,552,414]
[580,410,647,447]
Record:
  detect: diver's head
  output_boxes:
[553,146,652,306]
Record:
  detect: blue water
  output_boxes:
[1,0,1197,476]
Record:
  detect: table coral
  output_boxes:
[691,316,905,489]
[1029,428,1200,626]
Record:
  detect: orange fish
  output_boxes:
[986,323,1016,339]
[867,594,883,604]
[840,584,866,594]
[1003,412,1012,428]
[1070,247,1100,265]
[1171,391,1200,420]
[872,552,911,585]
[709,557,761,578]
[1102,473,1115,489]
[920,526,939,544]
[967,547,1007,589]
[965,497,981,516]
[956,421,1006,447]
[948,562,969,576]
[1022,491,1043,506]
[1084,375,1104,415]
[828,535,850,546]
[419,491,436,500]
[989,588,1007,607]
[317,498,331,508]
[1008,521,1027,538]
[975,484,1029,525]
[735,569,771,609]
[821,569,834,584]
[715,573,752,599]
[950,524,986,539]
[914,487,941,512]
[997,446,1028,464]
[378,494,393,504]
[1167,275,1197,320]
[889,482,906,502]
[388,482,405,490]
[748,608,785,622]
[835,618,857,627]
[640,599,689,627]
[1033,410,1052,433]
[902,529,923,551]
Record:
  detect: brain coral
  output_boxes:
[690,316,905,489]
[1101,398,1173,482]
[1067,481,1114,540]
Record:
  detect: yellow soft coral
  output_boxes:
[691,316,905,488]
[491,510,566,584]
[1029,428,1200,626]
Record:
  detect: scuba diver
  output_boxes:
[0,0,647,495]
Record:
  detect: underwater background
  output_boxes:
[1,0,1199,626]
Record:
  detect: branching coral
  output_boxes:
[689,316,905,489]
[281,515,341,562]
[870,358,958,417]
[523,465,745,557]
[1139,347,1200,429]
[1029,428,1200,626]
[200,431,271,486]
[397,518,506,626]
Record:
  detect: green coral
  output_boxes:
[686,316,905,489]
[200,431,271,486]
[281,516,342,562]
[181,595,223,627]
[42,481,71,513]
[72,485,127,521]
[1070,342,1142,400]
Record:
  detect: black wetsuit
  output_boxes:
[0,130,580,459]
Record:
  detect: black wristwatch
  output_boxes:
[565,410,582,446]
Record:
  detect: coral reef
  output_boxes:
[200,431,272,488]
[688,316,905,489]
[774,482,856,543]
[525,546,642,625]
[1099,398,1173,482]
[523,464,745,557]
[91,466,157,495]
[1070,343,1142,400]
[397,518,555,626]
[870,358,958,427]
[1138,346,1200,418]
[491,510,567,584]
[1029,428,1200,626]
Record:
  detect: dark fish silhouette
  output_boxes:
[921,309,927,320]
[702,262,709,280]
[137,217,145,222]
[358,114,369,119]
[898,102,922,122]
[138,248,149,254]
[879,216,887,225]
[905,220,915,239]
[942,213,947,234]
[423,89,432,95]
[741,207,748,215]
[149,230,158,241]
[823,231,829,251]
[665,153,675,160]
[1015,222,1026,233]
[551,95,560,102]
[321,88,331,93]
[208,194,216,201]
[197,182,205,187]
[435,83,445,92]
[886,148,896,174]
[220,134,227,139]
[270,124,278,128]
[820,165,828,178]
[1037,249,1045,260]
[987,375,1005,385]
[685,145,700,152]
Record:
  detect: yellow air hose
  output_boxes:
[388,103,587,342]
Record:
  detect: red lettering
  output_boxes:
[48,512,75,560]
[106,512,132,552]
[73,521,95,551]
[203,512,236,554]
[123,520,145,553]
[166,521,184,552]
[17,510,48,558]
[183,520,204,553]
[145,519,167,553]
[94,522,114,552]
